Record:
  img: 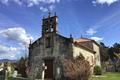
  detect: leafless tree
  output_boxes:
[62,55,91,80]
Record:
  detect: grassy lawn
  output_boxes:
[92,72,120,80]
[7,72,120,80]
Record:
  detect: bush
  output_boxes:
[94,65,102,75]
[61,55,91,80]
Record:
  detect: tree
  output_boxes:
[99,42,120,72]
[113,43,120,53]
[62,55,91,80]
[99,42,109,62]
[17,57,27,77]
[108,47,118,72]
[108,47,115,61]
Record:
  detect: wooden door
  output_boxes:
[44,59,53,79]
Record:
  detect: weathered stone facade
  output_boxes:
[28,14,101,80]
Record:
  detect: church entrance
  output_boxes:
[44,59,53,79]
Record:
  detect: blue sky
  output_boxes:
[0,0,120,60]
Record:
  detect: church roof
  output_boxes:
[73,37,101,54]
[74,38,100,47]
[73,41,96,54]
[74,38,93,42]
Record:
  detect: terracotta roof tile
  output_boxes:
[74,38,93,43]
[74,38,100,47]
[73,41,96,54]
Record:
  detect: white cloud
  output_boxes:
[92,0,119,5]
[39,5,55,12]
[91,36,103,41]
[0,44,21,60]
[13,0,22,5]
[49,5,55,11]
[0,27,32,60]
[0,0,8,5]
[27,2,34,7]
[27,0,59,4]
[40,6,48,12]
[0,0,61,12]
[0,27,33,47]
[86,28,97,35]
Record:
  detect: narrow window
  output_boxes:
[46,37,51,48]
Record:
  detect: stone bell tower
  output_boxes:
[42,12,58,36]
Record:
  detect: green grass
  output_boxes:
[7,72,120,80]
[92,72,120,80]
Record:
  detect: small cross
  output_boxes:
[42,63,47,70]
[54,12,56,16]
[48,12,51,17]
[29,39,32,44]
[81,34,83,38]
[70,34,72,38]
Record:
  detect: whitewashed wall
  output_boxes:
[72,45,95,66]
[93,43,101,67]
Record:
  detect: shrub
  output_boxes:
[61,55,91,80]
[94,65,102,75]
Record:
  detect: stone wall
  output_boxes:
[28,33,73,79]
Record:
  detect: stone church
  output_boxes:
[28,13,101,80]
